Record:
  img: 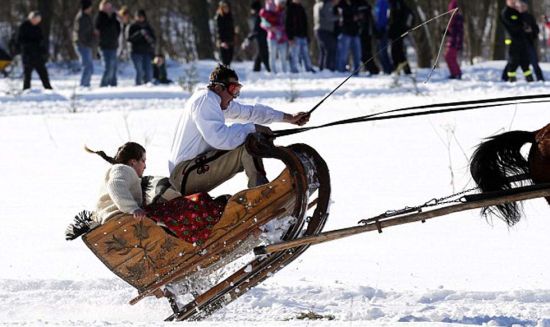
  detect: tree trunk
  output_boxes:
[189,0,214,60]
[407,0,433,68]
[491,1,505,60]
[38,0,54,53]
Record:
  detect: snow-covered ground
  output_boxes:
[1,59,550,326]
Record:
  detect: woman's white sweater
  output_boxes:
[95,164,143,223]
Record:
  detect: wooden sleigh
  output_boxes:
[82,135,331,321]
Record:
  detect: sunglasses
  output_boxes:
[226,81,242,97]
[212,81,242,98]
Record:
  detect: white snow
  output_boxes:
[1,59,550,326]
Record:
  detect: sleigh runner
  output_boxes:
[81,135,331,321]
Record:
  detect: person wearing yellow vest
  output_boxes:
[500,0,533,82]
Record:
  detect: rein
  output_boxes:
[274,93,550,138]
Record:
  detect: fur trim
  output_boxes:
[65,210,99,240]
[141,175,153,205]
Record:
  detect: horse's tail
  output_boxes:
[470,130,535,226]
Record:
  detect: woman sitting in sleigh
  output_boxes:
[66,142,226,245]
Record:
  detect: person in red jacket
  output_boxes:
[444,0,463,79]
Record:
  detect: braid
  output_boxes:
[85,142,145,166]
[84,145,117,165]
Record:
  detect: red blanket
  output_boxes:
[145,193,225,245]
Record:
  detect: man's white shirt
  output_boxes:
[168,89,285,173]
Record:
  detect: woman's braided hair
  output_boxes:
[85,142,145,165]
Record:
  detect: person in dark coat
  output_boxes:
[95,0,121,87]
[356,0,380,75]
[248,1,270,72]
[501,0,532,82]
[334,0,362,73]
[127,10,156,85]
[215,1,235,67]
[444,0,463,79]
[73,0,96,87]
[517,0,544,81]
[388,0,414,75]
[18,11,52,90]
[286,0,315,73]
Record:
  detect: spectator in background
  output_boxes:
[118,6,131,61]
[335,0,362,74]
[215,1,235,66]
[73,0,96,88]
[518,0,544,81]
[313,0,338,71]
[286,0,315,73]
[501,0,533,82]
[95,0,121,87]
[260,0,289,74]
[357,0,380,75]
[152,54,172,84]
[248,1,270,72]
[444,0,463,80]
[373,0,392,74]
[18,11,52,90]
[128,10,156,85]
[388,0,414,75]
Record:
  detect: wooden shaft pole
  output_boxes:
[254,188,550,255]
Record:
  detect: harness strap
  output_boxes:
[180,150,229,194]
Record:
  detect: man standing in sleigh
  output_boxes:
[168,64,309,195]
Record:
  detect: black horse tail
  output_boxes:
[470,130,535,226]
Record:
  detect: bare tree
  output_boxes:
[491,0,506,60]
[189,0,214,60]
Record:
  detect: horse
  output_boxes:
[470,123,550,226]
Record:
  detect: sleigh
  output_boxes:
[79,122,550,321]
[81,134,331,321]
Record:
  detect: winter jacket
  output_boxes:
[446,0,463,50]
[153,62,170,83]
[248,12,268,42]
[374,0,389,35]
[501,5,528,48]
[216,12,235,45]
[356,0,375,37]
[286,2,309,40]
[168,89,285,171]
[73,11,95,47]
[127,21,156,55]
[95,164,143,224]
[313,0,337,33]
[521,12,539,45]
[335,0,361,36]
[95,11,121,50]
[17,20,47,63]
[260,4,288,43]
[388,0,414,39]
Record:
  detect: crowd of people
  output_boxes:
[15,0,170,90]
[6,0,550,91]
[244,0,421,75]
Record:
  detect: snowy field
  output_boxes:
[1,59,550,326]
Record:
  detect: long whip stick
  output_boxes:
[307,8,459,116]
